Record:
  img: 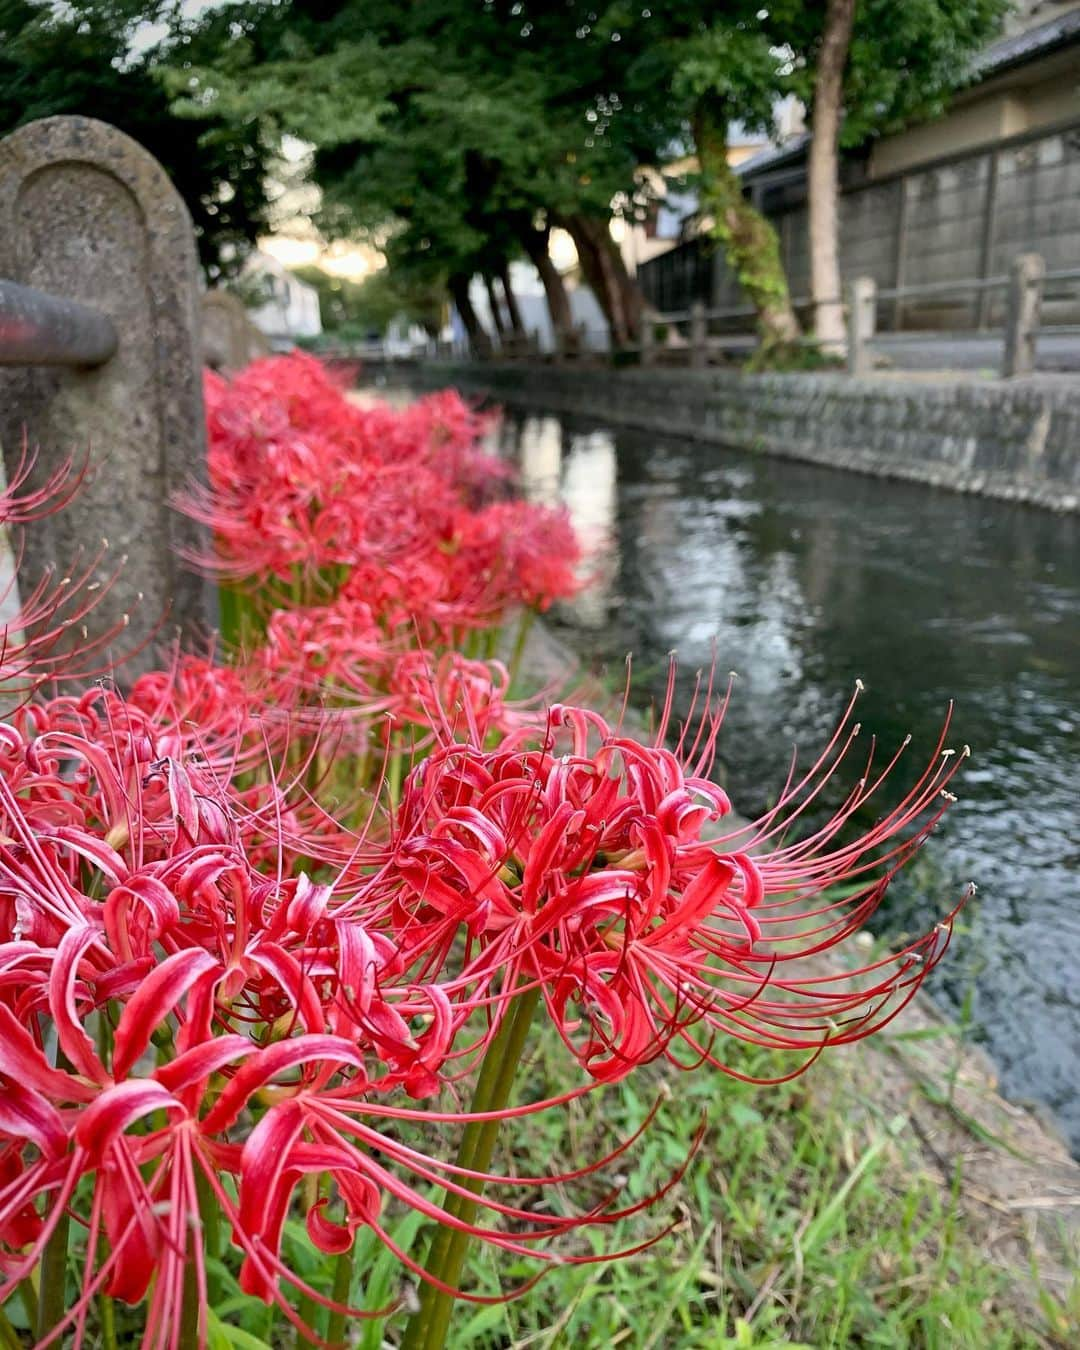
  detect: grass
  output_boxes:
[182,1005,1072,1349]
[381,1025,1073,1350]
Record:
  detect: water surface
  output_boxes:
[493,405,1080,1150]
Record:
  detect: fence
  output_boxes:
[0,114,214,673]
[539,252,1073,380]
[640,118,1080,330]
[846,255,1080,378]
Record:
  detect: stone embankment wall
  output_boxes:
[389,362,1080,512]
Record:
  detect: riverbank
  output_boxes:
[503,615,1080,1347]
[369,359,1080,512]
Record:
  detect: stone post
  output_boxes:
[1003,252,1045,378]
[0,116,214,678]
[690,300,707,369]
[847,277,876,377]
[639,315,655,367]
[202,288,269,372]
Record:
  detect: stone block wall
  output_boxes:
[394,363,1080,512]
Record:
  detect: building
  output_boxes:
[242,250,322,349]
[638,2,1080,330]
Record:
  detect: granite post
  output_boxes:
[1003,253,1045,379]
[847,277,877,377]
[0,115,215,679]
[689,300,707,370]
[201,288,269,372]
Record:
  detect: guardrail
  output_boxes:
[845,254,1080,378]
[0,279,118,368]
[461,252,1076,378]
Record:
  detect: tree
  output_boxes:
[0,0,274,276]
[806,0,857,354]
[776,0,1008,350]
[563,2,805,352]
[590,0,1006,356]
[289,264,444,339]
[167,1,664,348]
[667,20,802,350]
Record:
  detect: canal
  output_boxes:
[374,381,1080,1153]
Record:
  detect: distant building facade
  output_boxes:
[243,251,322,348]
[639,3,1080,330]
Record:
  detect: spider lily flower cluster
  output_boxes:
[0,355,970,1350]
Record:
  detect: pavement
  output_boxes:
[870,331,1080,374]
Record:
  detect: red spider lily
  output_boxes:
[380,677,968,1082]
[0,454,143,699]
[451,499,583,614]
[384,652,545,746]
[0,721,683,1349]
[0,441,87,527]
[1,356,975,1350]
[176,356,581,635]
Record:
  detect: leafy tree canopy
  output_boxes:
[0,0,274,276]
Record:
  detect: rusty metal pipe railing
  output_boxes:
[0,278,117,367]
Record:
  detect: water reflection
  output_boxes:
[498,406,1080,1152]
[515,416,619,631]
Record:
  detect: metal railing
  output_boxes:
[0,279,117,368]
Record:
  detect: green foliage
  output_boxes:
[771,0,1010,147]
[166,0,676,306]
[0,0,274,276]
[444,1028,1062,1348]
[111,1013,1064,1347]
[291,263,444,337]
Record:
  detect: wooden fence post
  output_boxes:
[640,316,655,366]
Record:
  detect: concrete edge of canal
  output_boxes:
[371,360,1080,513]
[509,610,1080,1334]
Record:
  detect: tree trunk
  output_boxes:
[558,215,618,342]
[808,0,856,355]
[518,221,574,347]
[498,262,526,336]
[694,99,800,354]
[483,273,506,339]
[558,214,642,348]
[448,274,491,358]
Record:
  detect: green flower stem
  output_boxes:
[507,609,535,693]
[196,1166,221,1303]
[295,1177,323,1347]
[35,1206,70,1341]
[96,1226,118,1350]
[99,1287,118,1350]
[0,1305,21,1350]
[16,1278,36,1332]
[325,1244,355,1348]
[295,1287,321,1348]
[400,985,541,1350]
[178,1247,201,1349]
[387,734,405,809]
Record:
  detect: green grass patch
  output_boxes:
[415,1029,1070,1349]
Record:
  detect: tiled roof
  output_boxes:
[974,7,1080,77]
[734,132,811,180]
[735,8,1080,184]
